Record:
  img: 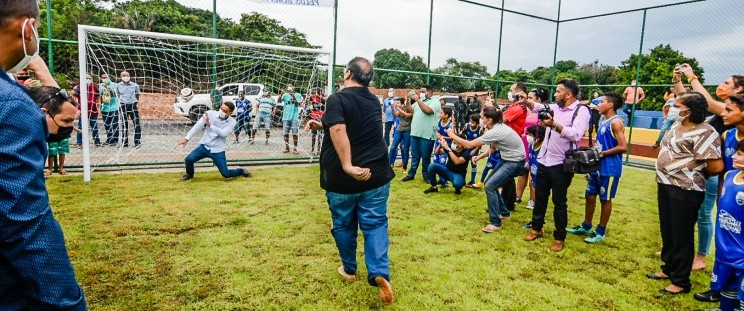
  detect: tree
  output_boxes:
[431,58,491,93]
[616,44,704,110]
[371,49,427,89]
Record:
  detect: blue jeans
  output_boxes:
[76,114,101,145]
[623,103,635,125]
[407,136,435,181]
[656,119,675,144]
[101,111,119,144]
[698,176,718,256]
[485,160,523,226]
[388,130,411,168]
[384,121,394,147]
[427,163,465,190]
[184,144,244,178]
[326,183,391,286]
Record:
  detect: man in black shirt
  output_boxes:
[469,94,483,117]
[454,95,469,132]
[424,135,471,195]
[306,57,395,306]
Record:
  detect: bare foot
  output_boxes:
[374,276,394,305]
[337,266,355,282]
[692,255,706,271]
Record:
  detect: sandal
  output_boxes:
[44,169,52,177]
[59,169,69,176]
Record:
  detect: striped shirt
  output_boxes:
[655,122,721,191]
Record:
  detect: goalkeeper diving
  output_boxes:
[176,101,253,181]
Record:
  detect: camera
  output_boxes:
[538,106,554,121]
[675,64,687,72]
[408,90,416,99]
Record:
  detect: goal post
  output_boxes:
[77,25,333,182]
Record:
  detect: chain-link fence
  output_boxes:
[35,0,743,174]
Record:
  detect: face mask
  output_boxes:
[287,87,294,92]
[86,79,92,84]
[219,111,228,119]
[122,76,130,82]
[102,78,110,84]
[47,126,74,143]
[667,107,688,122]
[507,91,516,101]
[388,92,394,98]
[419,92,427,100]
[527,136,535,145]
[8,19,40,74]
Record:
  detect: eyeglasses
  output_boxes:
[39,88,71,107]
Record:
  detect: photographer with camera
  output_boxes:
[402,84,442,183]
[518,78,591,252]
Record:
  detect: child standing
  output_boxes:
[566,92,627,243]
[710,139,744,311]
[46,138,72,176]
[309,90,325,155]
[462,114,484,188]
[525,124,546,210]
[233,91,251,143]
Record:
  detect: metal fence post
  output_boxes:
[211,0,218,104]
[330,0,338,93]
[625,9,647,163]
[426,0,433,84]
[494,0,505,94]
[549,0,562,102]
[45,0,54,75]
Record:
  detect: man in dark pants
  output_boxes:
[454,95,469,132]
[520,78,591,252]
[116,70,142,147]
[306,57,395,305]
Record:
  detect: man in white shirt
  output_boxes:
[176,101,252,180]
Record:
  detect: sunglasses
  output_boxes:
[39,89,71,107]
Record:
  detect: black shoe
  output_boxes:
[454,188,461,195]
[646,272,669,280]
[240,168,252,178]
[423,179,431,184]
[181,174,193,181]
[401,176,414,182]
[693,290,720,302]
[423,186,438,194]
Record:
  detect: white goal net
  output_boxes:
[76,25,332,181]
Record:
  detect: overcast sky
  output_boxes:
[175,0,741,83]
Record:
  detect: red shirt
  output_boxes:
[503,103,527,135]
[72,84,100,116]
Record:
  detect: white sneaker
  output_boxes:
[526,200,535,210]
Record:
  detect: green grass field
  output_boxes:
[48,165,716,310]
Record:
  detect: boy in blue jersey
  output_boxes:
[710,139,744,311]
[566,92,627,243]
[434,107,454,185]
[462,114,484,187]
[233,91,251,143]
[472,146,502,189]
[722,95,744,174]
[525,124,546,210]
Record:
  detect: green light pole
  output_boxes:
[45,0,54,75]
[494,0,505,96]
[625,9,647,163]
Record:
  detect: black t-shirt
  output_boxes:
[446,148,471,176]
[320,87,395,194]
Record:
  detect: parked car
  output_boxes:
[174,83,280,125]
[437,95,459,108]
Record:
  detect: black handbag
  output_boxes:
[562,105,600,174]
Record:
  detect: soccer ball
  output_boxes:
[179,88,194,102]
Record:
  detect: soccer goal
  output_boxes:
[77,25,332,181]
